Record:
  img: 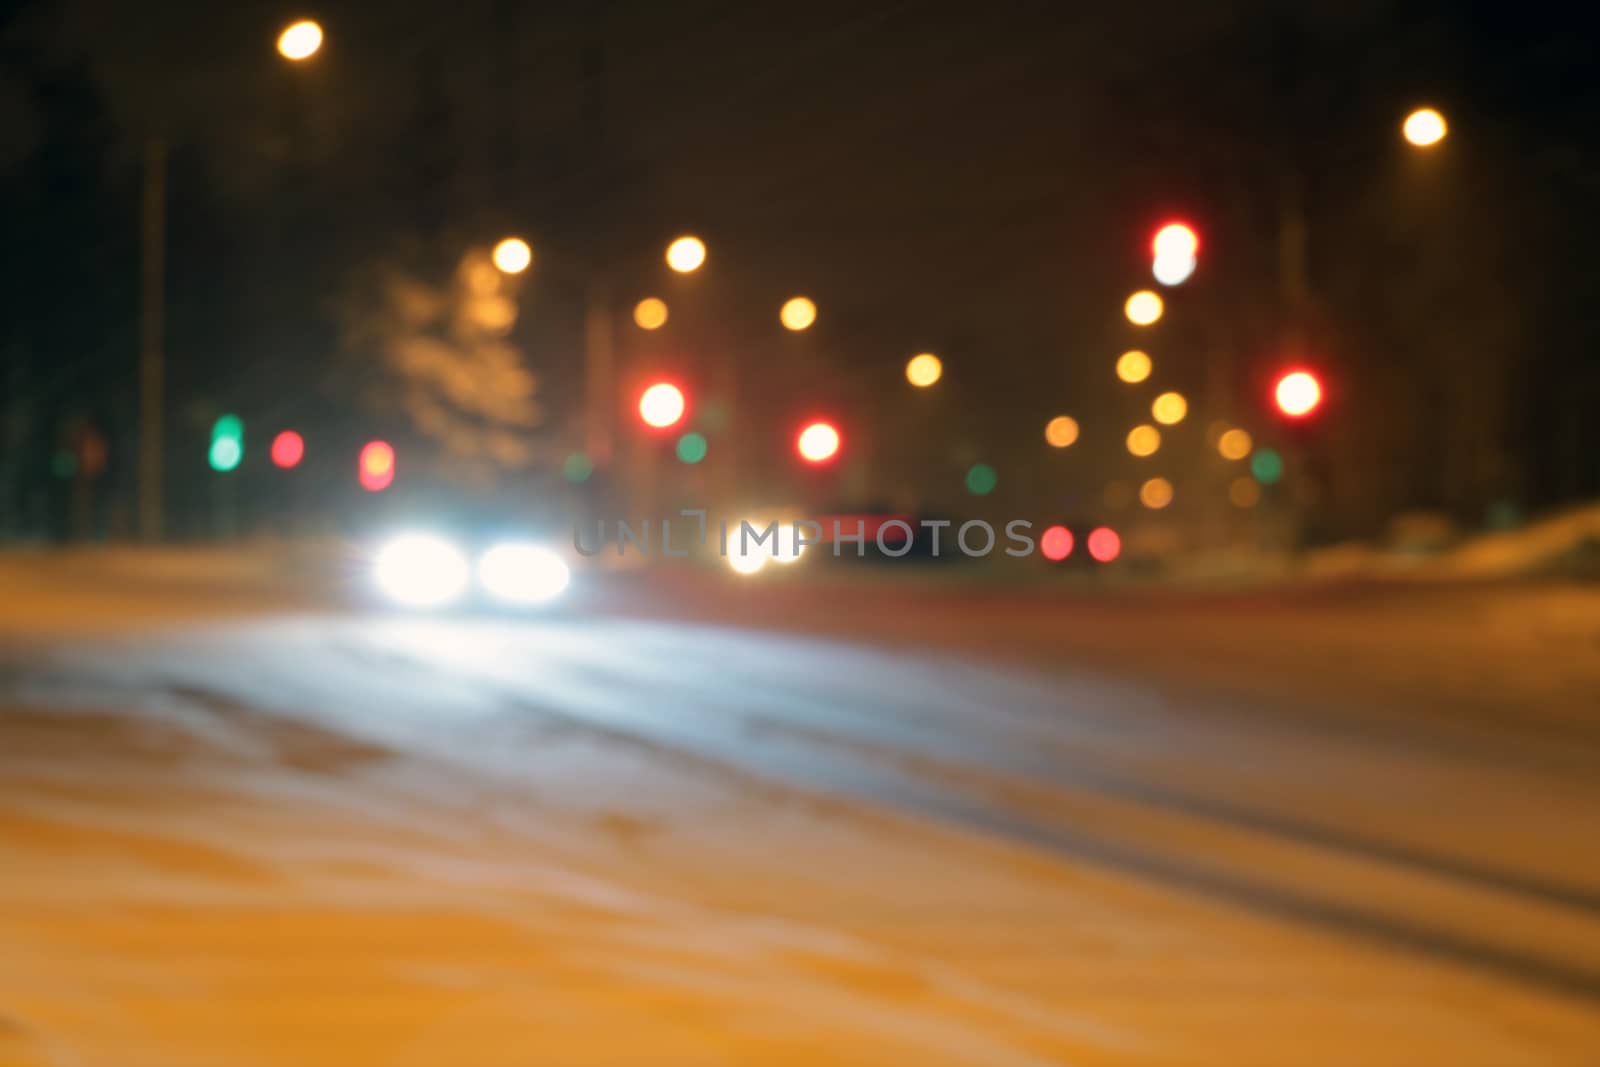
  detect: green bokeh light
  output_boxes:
[965,463,998,496]
[51,449,76,480]
[676,432,708,464]
[1251,448,1283,485]
[563,452,594,483]
[209,436,242,472]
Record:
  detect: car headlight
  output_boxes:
[477,542,571,604]
[372,533,470,607]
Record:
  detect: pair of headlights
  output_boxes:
[372,534,571,607]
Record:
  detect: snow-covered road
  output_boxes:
[2,561,1598,1065]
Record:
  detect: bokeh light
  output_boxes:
[1125,290,1163,326]
[666,236,706,273]
[1152,391,1187,425]
[1139,477,1174,509]
[965,463,998,496]
[208,437,242,473]
[639,383,686,429]
[1116,349,1152,384]
[270,430,304,469]
[1044,415,1079,448]
[1087,527,1121,563]
[1229,476,1261,508]
[1126,424,1161,457]
[676,431,708,464]
[1403,107,1447,147]
[797,422,841,463]
[276,20,323,61]
[492,237,532,274]
[633,297,668,330]
[1218,428,1253,460]
[780,297,817,331]
[1251,447,1284,485]
[562,453,593,483]
[905,353,943,387]
[1152,253,1196,286]
[1274,370,1323,417]
[1041,525,1073,561]
[1152,222,1199,260]
[359,440,395,492]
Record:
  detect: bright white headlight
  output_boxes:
[478,542,571,604]
[373,533,470,607]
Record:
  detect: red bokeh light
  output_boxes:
[359,440,395,492]
[270,430,304,469]
[1151,221,1199,260]
[797,421,841,464]
[1087,526,1121,563]
[1041,525,1074,561]
[1274,369,1323,418]
[638,382,686,429]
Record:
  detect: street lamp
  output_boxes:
[905,353,942,387]
[276,20,324,61]
[1403,107,1448,148]
[779,296,817,331]
[492,237,532,274]
[665,236,707,273]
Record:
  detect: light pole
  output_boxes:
[137,21,324,542]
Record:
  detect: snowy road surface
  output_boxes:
[2,555,1598,1065]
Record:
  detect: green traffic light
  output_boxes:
[1251,448,1283,485]
[209,435,242,472]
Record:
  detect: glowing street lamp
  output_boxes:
[276,20,323,61]
[1116,349,1152,384]
[492,237,532,274]
[905,353,943,388]
[665,236,706,273]
[633,297,668,330]
[1403,107,1447,148]
[1125,290,1163,326]
[779,297,817,331]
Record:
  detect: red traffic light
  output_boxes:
[796,421,841,464]
[359,440,395,491]
[1151,221,1199,260]
[270,430,305,469]
[1274,370,1323,418]
[638,382,686,429]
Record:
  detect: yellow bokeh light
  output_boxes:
[492,237,532,274]
[1152,391,1187,425]
[1125,290,1163,326]
[1116,349,1152,384]
[1140,477,1174,510]
[1403,107,1447,148]
[905,353,942,388]
[633,297,668,330]
[277,20,323,61]
[780,296,817,331]
[1218,428,1253,460]
[1229,476,1261,508]
[1044,415,1079,448]
[1126,424,1160,457]
[666,236,706,273]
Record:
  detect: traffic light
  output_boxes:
[638,382,686,429]
[359,440,395,491]
[796,421,840,464]
[1151,221,1198,286]
[271,430,305,469]
[1273,370,1323,418]
[209,414,243,472]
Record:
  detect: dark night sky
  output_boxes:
[3,1,1598,534]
